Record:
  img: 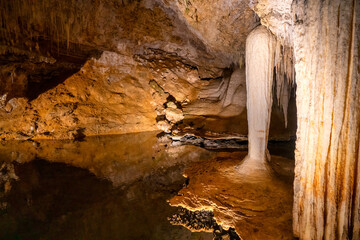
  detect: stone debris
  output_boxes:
[157,120,172,133]
[165,108,184,123]
[169,207,241,240]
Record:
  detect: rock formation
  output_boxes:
[243,25,276,167]
[169,152,294,240]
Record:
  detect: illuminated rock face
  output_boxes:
[292,1,360,239]
[245,25,276,163]
[0,0,297,140]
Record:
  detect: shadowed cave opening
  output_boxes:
[0,40,101,101]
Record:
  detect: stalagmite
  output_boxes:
[239,25,276,173]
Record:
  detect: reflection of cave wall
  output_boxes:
[2,157,209,240]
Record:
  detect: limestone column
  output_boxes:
[244,25,276,165]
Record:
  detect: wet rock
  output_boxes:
[171,134,247,150]
[169,152,294,239]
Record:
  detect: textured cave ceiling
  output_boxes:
[0,0,258,80]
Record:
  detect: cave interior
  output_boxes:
[0,0,359,240]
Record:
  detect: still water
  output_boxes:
[0,132,215,240]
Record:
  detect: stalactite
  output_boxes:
[0,0,87,56]
[274,40,295,128]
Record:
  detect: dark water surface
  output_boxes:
[0,132,214,240]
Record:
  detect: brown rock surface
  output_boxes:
[169,152,294,239]
[0,49,206,139]
[3,1,359,239]
[252,0,360,239]
[161,0,258,63]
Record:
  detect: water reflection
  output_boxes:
[0,162,18,211]
[0,132,215,240]
[0,132,214,187]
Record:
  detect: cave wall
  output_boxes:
[292,0,360,239]
[0,0,296,140]
[0,50,207,139]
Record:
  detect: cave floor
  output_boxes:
[0,131,294,240]
[170,151,294,240]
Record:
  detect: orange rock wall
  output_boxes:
[293,0,360,239]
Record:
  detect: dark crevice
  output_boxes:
[26,66,81,101]
[200,76,223,81]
